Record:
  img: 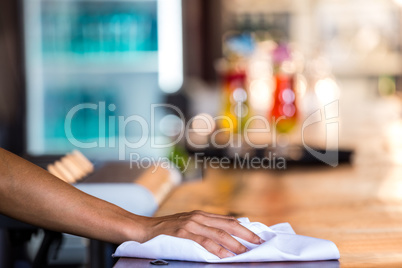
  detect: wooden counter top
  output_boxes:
[115,96,402,267]
[153,164,402,267]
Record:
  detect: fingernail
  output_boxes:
[259,238,266,244]
[225,251,235,258]
[240,247,248,254]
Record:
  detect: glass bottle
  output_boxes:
[269,44,298,134]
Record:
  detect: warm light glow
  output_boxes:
[249,79,272,112]
[354,27,380,53]
[192,113,216,136]
[314,78,340,104]
[377,168,402,202]
[386,122,402,164]
[249,60,272,79]
[281,60,296,74]
[393,0,402,7]
[311,57,331,77]
[297,74,307,97]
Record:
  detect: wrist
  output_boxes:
[121,214,151,243]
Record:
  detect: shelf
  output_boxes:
[42,51,158,74]
[331,53,402,77]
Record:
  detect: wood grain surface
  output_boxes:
[153,164,402,267]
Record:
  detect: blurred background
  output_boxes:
[1,0,402,165]
[0,0,401,162]
[1,0,402,267]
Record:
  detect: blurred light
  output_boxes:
[354,27,380,53]
[158,0,183,93]
[281,60,296,74]
[377,165,402,202]
[249,60,272,78]
[192,113,216,136]
[24,0,45,154]
[314,78,340,104]
[297,74,307,97]
[288,146,303,160]
[277,133,290,147]
[159,114,184,137]
[291,48,305,73]
[233,103,248,118]
[378,76,396,96]
[281,89,295,104]
[393,0,402,7]
[282,104,296,117]
[249,79,272,112]
[232,88,248,102]
[387,123,402,164]
[312,57,332,77]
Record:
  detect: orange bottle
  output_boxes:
[270,44,298,133]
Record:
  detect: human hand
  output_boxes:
[140,210,264,258]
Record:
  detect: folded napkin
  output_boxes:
[113,218,340,263]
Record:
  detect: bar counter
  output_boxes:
[116,162,402,267]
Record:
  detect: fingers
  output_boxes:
[195,214,263,245]
[193,222,249,255]
[177,229,235,259]
[222,218,263,244]
[192,210,236,220]
[148,210,264,259]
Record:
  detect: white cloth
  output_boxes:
[113,218,340,263]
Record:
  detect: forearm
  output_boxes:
[0,148,147,244]
[0,148,263,258]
